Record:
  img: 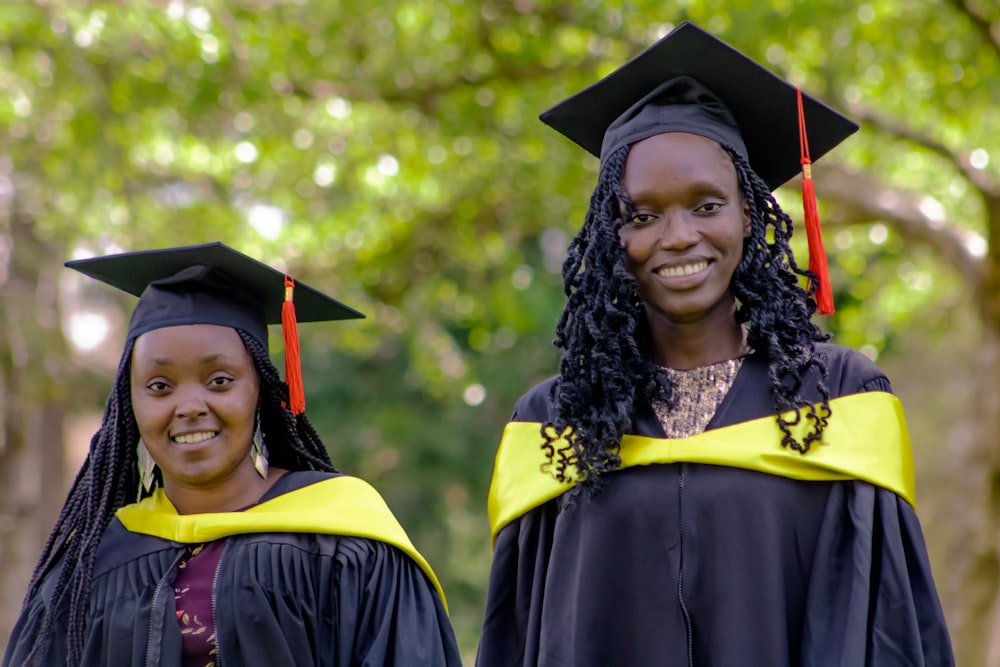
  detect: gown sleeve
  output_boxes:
[476,500,558,667]
[334,537,463,667]
[801,482,954,666]
[800,373,954,666]
[1,574,68,667]
[476,383,559,667]
[2,591,47,667]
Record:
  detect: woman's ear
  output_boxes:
[742,200,751,238]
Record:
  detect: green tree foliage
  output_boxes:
[1,0,997,662]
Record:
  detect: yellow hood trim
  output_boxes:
[116,475,447,610]
[488,391,914,545]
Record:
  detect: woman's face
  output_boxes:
[130,324,261,494]
[618,132,750,326]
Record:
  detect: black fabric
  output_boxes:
[476,343,954,667]
[539,21,859,189]
[600,76,747,166]
[127,264,271,346]
[3,472,461,667]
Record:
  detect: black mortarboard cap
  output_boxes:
[539,21,858,190]
[540,21,856,314]
[66,241,364,345]
[66,242,365,413]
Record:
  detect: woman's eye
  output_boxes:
[147,381,169,392]
[209,376,233,387]
[698,202,723,213]
[630,213,655,225]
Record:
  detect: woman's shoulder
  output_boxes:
[232,475,440,581]
[224,519,444,606]
[95,516,183,577]
[812,342,892,396]
[229,524,394,560]
[509,375,559,423]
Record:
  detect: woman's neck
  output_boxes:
[647,310,748,371]
[163,466,287,515]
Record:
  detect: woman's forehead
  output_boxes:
[622,133,739,194]
[131,324,250,365]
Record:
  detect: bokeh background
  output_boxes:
[1,1,997,664]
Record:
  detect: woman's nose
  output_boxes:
[658,214,700,250]
[174,388,209,419]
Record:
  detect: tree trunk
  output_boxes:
[0,216,69,648]
[0,402,66,648]
[941,323,999,667]
[949,188,1000,665]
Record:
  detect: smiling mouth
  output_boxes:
[171,431,218,445]
[656,260,708,278]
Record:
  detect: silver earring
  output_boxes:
[250,412,269,479]
[137,440,157,498]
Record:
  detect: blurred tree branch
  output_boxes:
[815,165,986,291]
[846,105,1000,197]
[946,0,1000,57]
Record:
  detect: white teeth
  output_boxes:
[657,261,708,278]
[172,431,216,444]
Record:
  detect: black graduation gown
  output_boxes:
[476,344,954,667]
[4,471,461,667]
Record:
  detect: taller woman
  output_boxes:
[477,23,953,667]
[4,242,461,667]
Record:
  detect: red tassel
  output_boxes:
[797,89,834,315]
[281,275,306,415]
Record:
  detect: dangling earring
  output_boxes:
[137,440,157,498]
[631,283,643,309]
[250,411,269,479]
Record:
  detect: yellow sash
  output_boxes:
[488,391,914,545]
[116,475,447,610]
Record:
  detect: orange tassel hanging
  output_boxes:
[797,89,835,315]
[281,275,306,415]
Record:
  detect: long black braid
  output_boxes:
[237,331,336,472]
[544,142,831,493]
[20,328,335,666]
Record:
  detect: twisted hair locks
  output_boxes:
[544,142,832,494]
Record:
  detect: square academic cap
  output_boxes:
[66,242,364,414]
[540,21,858,190]
[539,21,857,313]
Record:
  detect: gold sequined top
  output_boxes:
[653,357,745,438]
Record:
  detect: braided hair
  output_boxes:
[543,142,831,493]
[20,328,335,666]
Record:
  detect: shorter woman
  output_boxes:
[4,242,461,667]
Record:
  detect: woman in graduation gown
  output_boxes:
[3,243,461,667]
[476,23,954,667]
